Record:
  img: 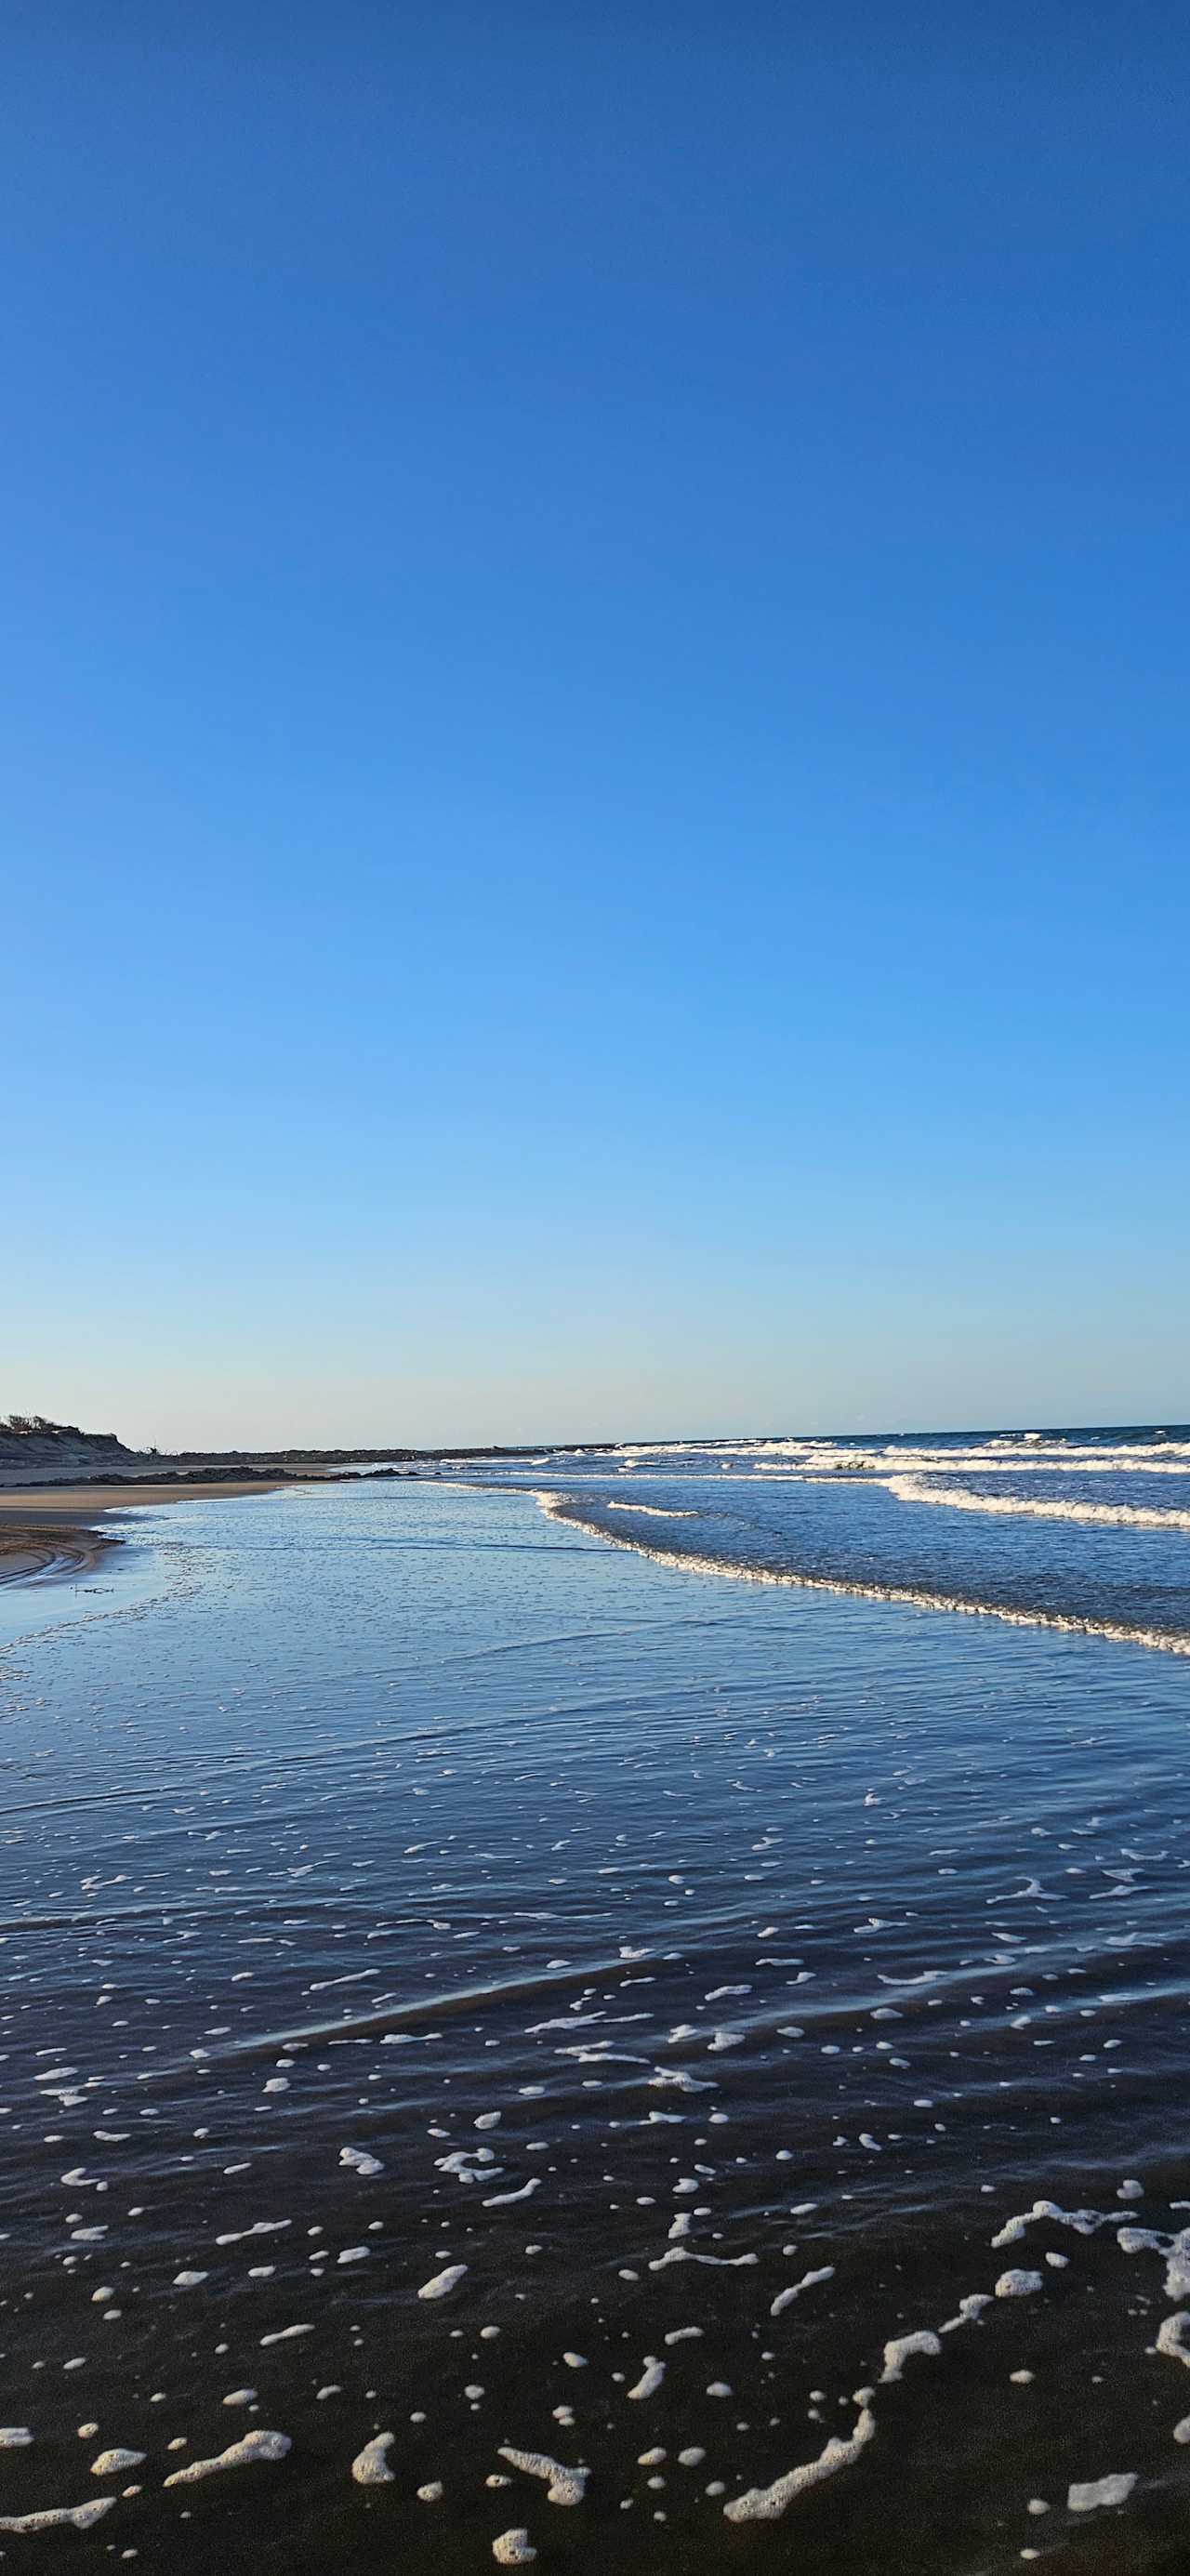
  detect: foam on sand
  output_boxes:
[339,2146,383,2177]
[0,2499,116,2532]
[351,2432,395,2485]
[164,2431,291,2487]
[418,2264,469,2300]
[1067,2474,1136,2512]
[1156,2313,1190,2368]
[648,2246,757,2271]
[770,2266,835,2318]
[880,2332,942,2383]
[497,2448,588,2506]
[723,2405,877,2522]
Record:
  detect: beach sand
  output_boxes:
[0,1517,114,1584]
[0,1480,286,1586]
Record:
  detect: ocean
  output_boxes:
[2,1423,1189,2569]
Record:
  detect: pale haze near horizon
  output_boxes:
[6,7,1188,1451]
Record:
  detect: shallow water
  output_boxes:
[2,1468,1190,2570]
[509,1423,1190,1652]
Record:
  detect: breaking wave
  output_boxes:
[883,1476,1190,1534]
[533,1493,1190,1659]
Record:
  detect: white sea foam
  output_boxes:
[496,2448,588,2505]
[418,2264,468,2300]
[1165,2229,1190,2298]
[533,1497,1190,1657]
[164,2430,290,2487]
[885,1476,1190,1533]
[648,2246,757,2270]
[339,2146,383,2177]
[606,1434,1190,1477]
[0,2499,115,2532]
[217,2221,291,2245]
[723,2405,877,2521]
[991,2199,1132,2250]
[880,2331,942,2381]
[939,2293,992,2333]
[1067,2473,1136,2511]
[770,2266,835,2317]
[351,2433,395,2485]
[1156,2313,1190,2368]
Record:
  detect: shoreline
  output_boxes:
[0,1520,117,1587]
[535,1487,1190,1659]
[0,1478,289,1591]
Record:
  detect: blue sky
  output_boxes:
[5,5,1188,1446]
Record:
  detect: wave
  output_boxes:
[884,1476,1190,1534]
[877,1449,1190,1478]
[531,1495,1190,1659]
[605,1501,696,1519]
[605,1438,1190,1478]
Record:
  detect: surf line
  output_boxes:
[530,1494,1190,1660]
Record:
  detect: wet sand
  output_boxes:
[0,1480,287,1585]
[0,1517,116,1585]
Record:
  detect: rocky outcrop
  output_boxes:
[0,1419,148,1482]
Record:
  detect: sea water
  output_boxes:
[1,1434,1189,2569]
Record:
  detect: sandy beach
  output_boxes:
[0,1515,114,1584]
[0,1479,287,1585]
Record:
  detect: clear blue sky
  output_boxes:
[6,5,1188,1447]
